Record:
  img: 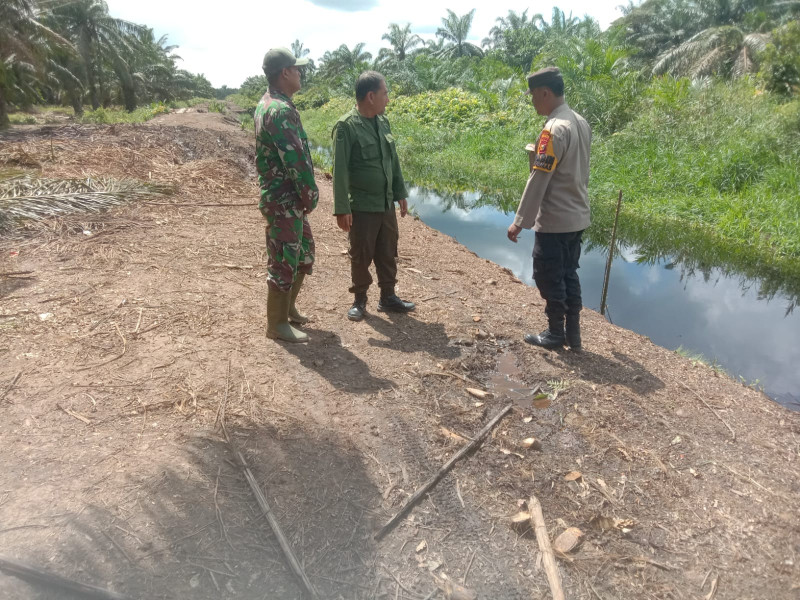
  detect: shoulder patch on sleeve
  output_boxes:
[533,129,557,173]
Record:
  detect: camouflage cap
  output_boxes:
[262,47,309,77]
[525,67,563,94]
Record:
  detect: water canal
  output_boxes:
[406,188,800,410]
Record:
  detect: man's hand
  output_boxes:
[507,223,523,243]
[336,213,353,232]
[398,198,408,218]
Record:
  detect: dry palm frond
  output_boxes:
[0,175,174,231]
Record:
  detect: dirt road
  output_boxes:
[1,108,798,599]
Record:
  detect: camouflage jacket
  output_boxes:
[254,88,318,215]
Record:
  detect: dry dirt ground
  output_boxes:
[0,108,799,600]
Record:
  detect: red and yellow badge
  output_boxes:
[533,129,557,173]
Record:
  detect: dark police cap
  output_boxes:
[525,67,563,94]
[262,47,309,77]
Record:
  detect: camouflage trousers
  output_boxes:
[264,203,314,292]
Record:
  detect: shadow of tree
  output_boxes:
[282,326,394,394]
[0,421,380,600]
[365,312,460,359]
[545,349,665,395]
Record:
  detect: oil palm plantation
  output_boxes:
[44,0,148,111]
[0,0,72,127]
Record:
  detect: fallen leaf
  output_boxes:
[472,315,482,322]
[564,471,583,482]
[466,388,491,400]
[443,579,478,600]
[510,511,532,534]
[521,437,542,450]
[553,527,583,554]
[440,427,467,442]
[416,540,427,553]
[427,560,442,572]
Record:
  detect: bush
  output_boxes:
[760,20,800,97]
[293,87,331,110]
[208,100,225,113]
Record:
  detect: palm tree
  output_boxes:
[436,9,484,58]
[482,9,545,69]
[652,25,770,77]
[45,0,148,111]
[291,39,310,60]
[619,0,800,77]
[381,23,422,61]
[319,43,372,78]
[0,0,72,127]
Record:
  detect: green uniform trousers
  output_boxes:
[348,208,398,296]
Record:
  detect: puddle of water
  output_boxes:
[489,352,551,409]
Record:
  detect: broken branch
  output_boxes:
[375,403,513,540]
[528,495,565,600]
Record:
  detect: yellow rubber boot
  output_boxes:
[267,288,308,343]
[288,273,309,324]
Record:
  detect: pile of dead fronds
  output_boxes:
[0,175,173,232]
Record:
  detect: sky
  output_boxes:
[105,0,626,89]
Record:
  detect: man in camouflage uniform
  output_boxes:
[255,47,318,343]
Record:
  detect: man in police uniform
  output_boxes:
[332,71,415,321]
[507,67,591,350]
[255,48,318,343]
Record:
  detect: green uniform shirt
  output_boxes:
[332,107,409,214]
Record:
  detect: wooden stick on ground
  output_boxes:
[375,403,513,541]
[680,382,736,442]
[528,495,565,600]
[220,418,320,600]
[0,556,129,600]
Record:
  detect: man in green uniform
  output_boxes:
[332,71,415,321]
[255,47,318,343]
[507,67,592,350]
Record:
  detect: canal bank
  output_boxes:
[407,188,800,409]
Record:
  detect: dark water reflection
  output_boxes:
[407,187,800,410]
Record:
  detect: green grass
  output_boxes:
[301,80,800,301]
[78,103,170,124]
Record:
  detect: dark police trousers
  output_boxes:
[348,208,398,296]
[532,230,584,320]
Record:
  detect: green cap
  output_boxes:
[262,47,309,77]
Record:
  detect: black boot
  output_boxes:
[566,313,581,350]
[347,293,367,321]
[524,317,565,349]
[378,292,415,313]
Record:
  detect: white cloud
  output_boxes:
[105,0,625,88]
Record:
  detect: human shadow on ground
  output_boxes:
[0,420,380,600]
[282,326,394,393]
[544,348,665,395]
[364,312,459,359]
